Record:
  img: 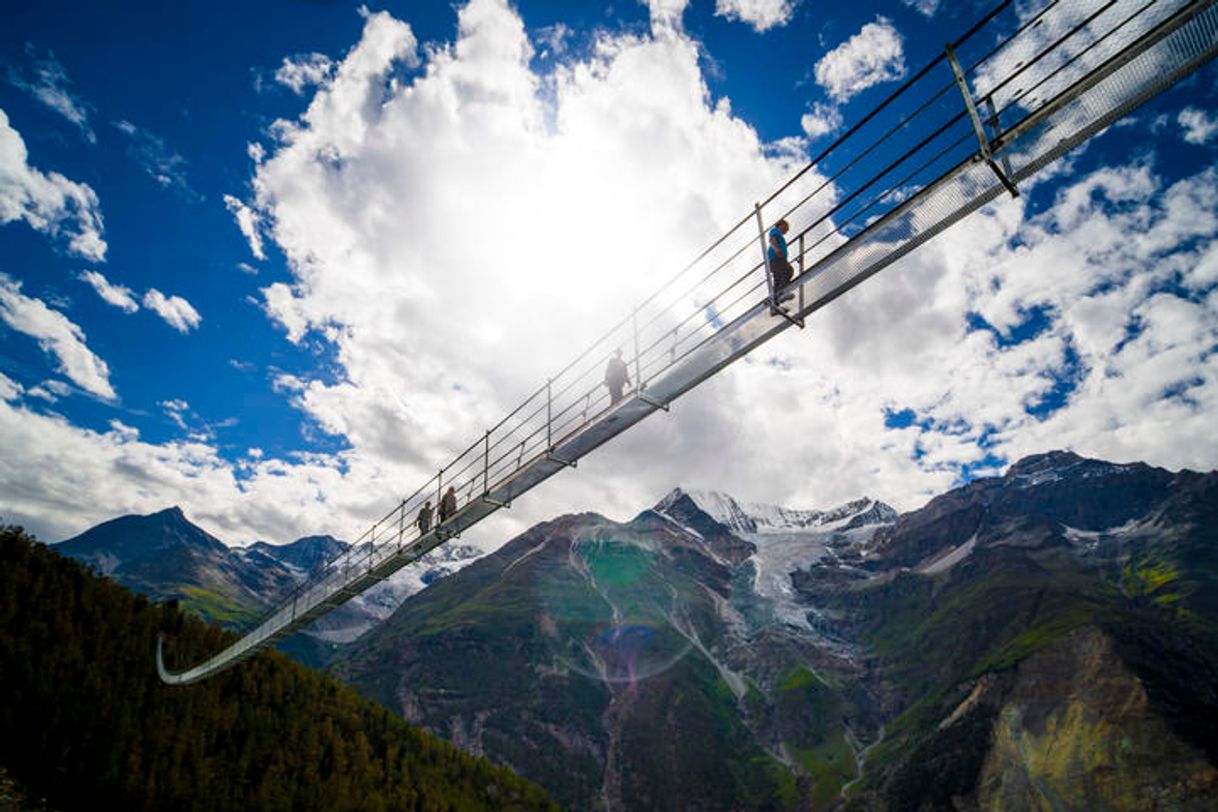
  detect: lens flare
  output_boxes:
[536,536,693,685]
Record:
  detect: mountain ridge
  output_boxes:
[656,487,897,535]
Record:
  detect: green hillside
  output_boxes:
[0,525,558,812]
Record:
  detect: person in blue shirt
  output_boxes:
[768,219,795,303]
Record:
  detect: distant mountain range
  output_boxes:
[52,451,1218,810]
[54,505,483,664]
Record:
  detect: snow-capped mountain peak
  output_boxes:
[659,488,895,535]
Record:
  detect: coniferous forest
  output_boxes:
[0,526,559,812]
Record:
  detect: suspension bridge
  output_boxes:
[159,0,1218,684]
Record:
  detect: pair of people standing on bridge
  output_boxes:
[769,218,796,304]
[415,486,458,535]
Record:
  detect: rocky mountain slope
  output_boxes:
[333,452,1218,811]
[333,494,897,809]
[826,451,1218,810]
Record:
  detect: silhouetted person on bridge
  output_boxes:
[768,219,795,304]
[604,349,632,406]
[416,500,433,534]
[438,486,458,524]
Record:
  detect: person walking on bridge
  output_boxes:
[768,219,795,304]
[438,486,458,524]
[416,500,433,534]
[604,348,632,406]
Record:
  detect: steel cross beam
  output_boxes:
[946,44,1020,199]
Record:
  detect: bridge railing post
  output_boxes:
[364,523,373,572]
[797,233,805,313]
[754,202,775,309]
[397,501,404,552]
[632,309,642,394]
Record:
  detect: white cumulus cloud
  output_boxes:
[0,274,115,400]
[901,0,940,17]
[0,109,107,261]
[800,101,842,140]
[223,194,265,260]
[814,16,906,102]
[0,372,22,402]
[1178,107,1218,145]
[247,1,811,485]
[160,399,190,429]
[275,53,336,95]
[646,0,690,32]
[142,289,201,333]
[0,399,375,543]
[78,270,139,313]
[715,0,796,32]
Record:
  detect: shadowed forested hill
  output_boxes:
[0,525,558,812]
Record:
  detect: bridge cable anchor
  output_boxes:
[546,451,577,467]
[770,303,804,329]
[637,390,670,412]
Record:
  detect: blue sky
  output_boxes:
[2,0,1216,546]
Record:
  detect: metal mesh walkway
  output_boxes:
[159,0,1218,684]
